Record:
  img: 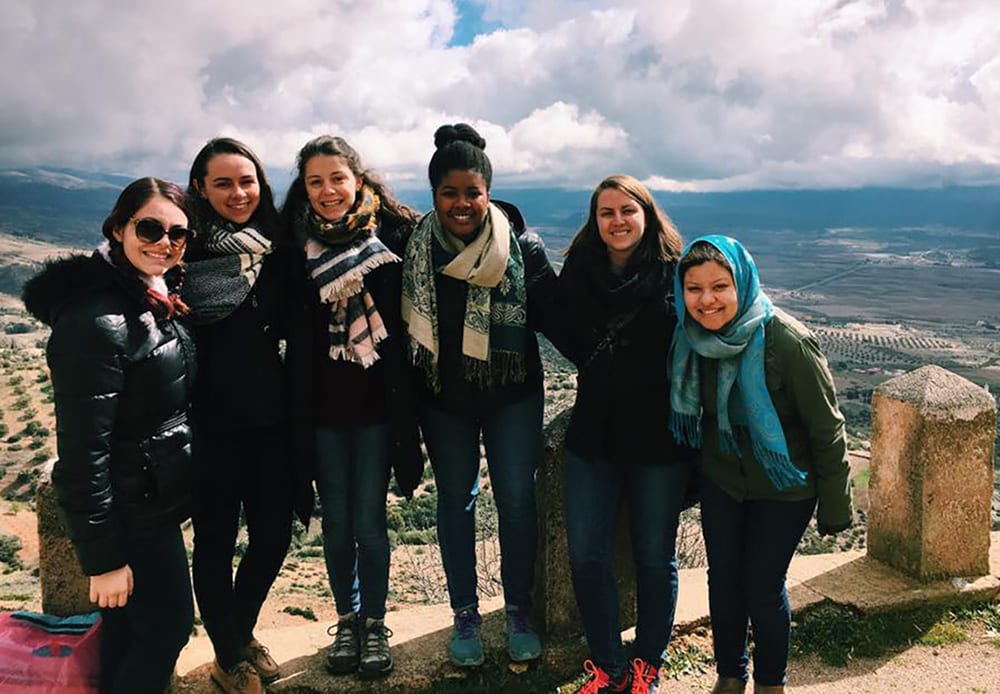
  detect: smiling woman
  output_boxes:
[180,137,311,694]
[279,134,424,682]
[21,177,197,693]
[399,123,564,670]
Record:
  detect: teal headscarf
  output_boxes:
[670,234,807,491]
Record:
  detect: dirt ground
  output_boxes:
[664,641,1000,693]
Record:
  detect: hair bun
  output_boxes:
[433,123,486,150]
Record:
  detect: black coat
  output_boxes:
[557,249,693,466]
[413,200,560,415]
[287,216,424,499]
[23,254,196,575]
[184,242,314,525]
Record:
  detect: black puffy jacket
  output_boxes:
[23,254,196,576]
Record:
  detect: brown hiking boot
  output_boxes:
[244,638,280,683]
[210,659,263,694]
[712,676,747,694]
[753,685,786,693]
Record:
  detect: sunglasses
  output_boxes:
[131,217,192,245]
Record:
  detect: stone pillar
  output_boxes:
[868,364,997,581]
[533,407,636,638]
[36,475,93,616]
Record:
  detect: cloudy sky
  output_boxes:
[2,0,999,191]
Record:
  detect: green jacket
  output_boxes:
[698,308,853,528]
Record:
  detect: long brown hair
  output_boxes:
[567,174,683,268]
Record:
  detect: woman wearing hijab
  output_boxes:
[671,235,852,694]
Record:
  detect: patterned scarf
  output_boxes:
[669,234,807,491]
[181,219,272,325]
[302,187,399,368]
[401,202,527,391]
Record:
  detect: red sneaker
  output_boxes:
[573,659,631,694]
[629,657,659,694]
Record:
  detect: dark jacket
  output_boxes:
[556,249,694,466]
[22,254,196,576]
[698,309,853,530]
[413,200,560,415]
[288,216,424,499]
[183,241,313,524]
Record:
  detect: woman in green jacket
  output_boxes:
[670,235,852,694]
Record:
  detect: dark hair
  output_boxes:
[102,177,192,243]
[102,177,192,316]
[678,240,732,281]
[187,137,283,240]
[427,123,493,191]
[567,175,683,268]
[281,135,418,231]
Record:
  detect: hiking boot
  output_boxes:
[505,605,541,662]
[712,676,748,693]
[210,660,263,694]
[325,614,361,675]
[753,685,785,694]
[629,657,659,694]
[449,607,484,667]
[572,659,630,694]
[358,617,394,680]
[244,638,280,683]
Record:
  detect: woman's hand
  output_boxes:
[89,565,134,608]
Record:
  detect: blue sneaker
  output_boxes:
[505,605,541,662]
[449,607,484,667]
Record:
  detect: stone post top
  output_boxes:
[874,364,996,420]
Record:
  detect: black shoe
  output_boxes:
[325,615,360,675]
[358,617,394,680]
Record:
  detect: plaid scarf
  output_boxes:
[401,202,527,391]
[302,188,399,368]
[181,220,272,325]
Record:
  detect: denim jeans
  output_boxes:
[192,425,294,670]
[565,450,693,673]
[315,424,391,620]
[99,526,193,694]
[700,475,817,686]
[419,389,543,612]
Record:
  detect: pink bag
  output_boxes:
[0,611,101,693]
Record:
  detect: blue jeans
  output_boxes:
[315,424,391,620]
[420,390,543,612]
[700,476,817,686]
[565,451,693,673]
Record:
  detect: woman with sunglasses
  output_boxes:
[671,235,852,694]
[23,178,196,693]
[182,138,312,694]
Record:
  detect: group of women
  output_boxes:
[22,122,852,694]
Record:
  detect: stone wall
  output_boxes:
[36,476,92,617]
[533,407,637,637]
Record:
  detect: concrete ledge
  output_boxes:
[173,532,1000,693]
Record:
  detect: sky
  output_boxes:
[2,0,999,192]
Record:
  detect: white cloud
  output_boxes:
[1,0,998,190]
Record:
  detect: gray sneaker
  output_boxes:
[358,617,394,680]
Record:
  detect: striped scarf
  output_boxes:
[181,221,272,325]
[302,189,399,368]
